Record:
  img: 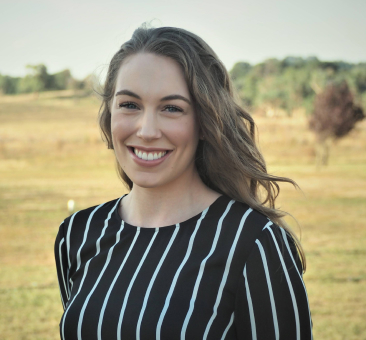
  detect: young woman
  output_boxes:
[55,25,313,340]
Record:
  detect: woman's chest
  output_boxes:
[63,227,242,339]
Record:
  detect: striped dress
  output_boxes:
[54,194,313,340]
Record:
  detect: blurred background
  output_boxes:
[0,0,365,339]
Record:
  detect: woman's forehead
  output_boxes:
[115,53,191,100]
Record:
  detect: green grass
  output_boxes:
[0,91,365,339]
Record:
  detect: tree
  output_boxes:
[0,75,20,94]
[309,81,365,166]
[230,62,252,80]
[17,64,50,94]
[50,69,72,90]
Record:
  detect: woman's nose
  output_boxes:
[136,111,162,141]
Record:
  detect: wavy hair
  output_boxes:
[98,23,306,271]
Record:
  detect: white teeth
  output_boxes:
[133,148,168,161]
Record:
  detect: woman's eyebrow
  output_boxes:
[115,89,191,105]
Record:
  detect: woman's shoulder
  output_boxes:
[222,196,302,273]
[221,195,276,235]
[218,196,289,257]
[60,196,122,232]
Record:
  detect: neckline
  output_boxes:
[113,194,228,230]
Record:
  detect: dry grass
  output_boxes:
[0,91,365,339]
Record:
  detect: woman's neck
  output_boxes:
[119,170,221,228]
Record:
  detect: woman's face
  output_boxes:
[110,53,201,189]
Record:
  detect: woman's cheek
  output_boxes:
[165,118,196,139]
[111,116,132,140]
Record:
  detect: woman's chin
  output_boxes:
[129,175,166,189]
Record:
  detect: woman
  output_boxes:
[55,24,313,340]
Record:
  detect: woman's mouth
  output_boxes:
[127,147,172,167]
[133,147,168,161]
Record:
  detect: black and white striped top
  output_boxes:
[54,194,313,340]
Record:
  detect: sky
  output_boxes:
[1,0,366,80]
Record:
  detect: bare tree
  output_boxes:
[309,81,364,167]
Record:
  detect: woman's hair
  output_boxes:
[98,23,306,271]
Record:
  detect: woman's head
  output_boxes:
[99,23,305,270]
[99,24,250,192]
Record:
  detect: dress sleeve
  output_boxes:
[54,221,70,311]
[234,223,313,339]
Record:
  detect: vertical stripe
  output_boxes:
[203,208,253,340]
[68,275,72,301]
[76,203,105,270]
[77,222,125,340]
[56,226,67,310]
[58,238,69,300]
[136,224,180,340]
[280,228,313,340]
[66,212,78,268]
[66,213,78,297]
[221,312,234,340]
[117,228,159,340]
[181,200,235,339]
[244,265,257,340]
[264,226,300,340]
[58,289,65,310]
[156,208,209,340]
[97,227,140,340]
[60,201,119,340]
[255,239,279,340]
[61,258,91,340]
[279,229,301,277]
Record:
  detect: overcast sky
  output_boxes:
[1,0,366,80]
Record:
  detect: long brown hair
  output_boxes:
[98,23,306,271]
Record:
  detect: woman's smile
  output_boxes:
[133,148,167,161]
[127,146,173,168]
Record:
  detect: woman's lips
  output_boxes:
[127,147,172,167]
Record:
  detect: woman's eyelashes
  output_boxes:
[118,101,183,113]
[119,101,138,110]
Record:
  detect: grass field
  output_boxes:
[0,90,365,339]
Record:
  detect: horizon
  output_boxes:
[3,54,366,82]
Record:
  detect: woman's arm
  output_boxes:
[54,221,70,311]
[235,223,313,339]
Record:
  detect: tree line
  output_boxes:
[0,64,91,94]
[230,56,366,116]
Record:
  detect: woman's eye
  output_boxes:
[119,102,138,109]
[164,105,183,113]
